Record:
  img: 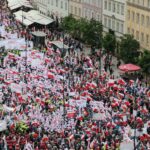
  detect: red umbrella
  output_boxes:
[119,64,141,72]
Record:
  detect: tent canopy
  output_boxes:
[118,64,141,72]
[51,41,69,49]
[13,10,54,26]
[8,0,33,10]
[14,10,34,26]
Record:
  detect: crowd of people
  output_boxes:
[0,0,150,150]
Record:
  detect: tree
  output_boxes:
[60,15,78,34]
[61,16,103,47]
[119,34,140,63]
[103,31,116,54]
[139,50,150,75]
[82,19,103,47]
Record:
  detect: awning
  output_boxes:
[118,64,141,72]
[27,10,54,25]
[51,41,69,49]
[13,10,54,26]
[8,0,33,10]
[32,31,47,37]
[14,10,34,26]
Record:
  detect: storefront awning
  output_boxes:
[13,10,54,26]
[8,0,33,10]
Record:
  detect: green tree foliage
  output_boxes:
[103,31,116,54]
[139,50,150,74]
[83,19,103,48]
[61,16,103,47]
[61,14,78,34]
[119,34,140,63]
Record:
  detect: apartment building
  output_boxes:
[69,0,82,19]
[126,0,150,51]
[102,0,127,37]
[82,0,103,21]
[31,0,69,19]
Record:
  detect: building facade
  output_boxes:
[102,0,127,37]
[82,0,102,22]
[126,0,150,51]
[31,0,69,19]
[31,0,47,15]
[69,0,82,19]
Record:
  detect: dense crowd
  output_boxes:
[0,1,150,150]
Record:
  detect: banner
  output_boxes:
[92,113,105,121]
[0,120,7,132]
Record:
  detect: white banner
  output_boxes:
[0,120,7,132]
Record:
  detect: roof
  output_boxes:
[14,10,34,26]
[8,0,33,10]
[51,41,69,49]
[13,10,54,26]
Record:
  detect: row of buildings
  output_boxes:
[30,0,150,51]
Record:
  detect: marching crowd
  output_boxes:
[0,0,150,150]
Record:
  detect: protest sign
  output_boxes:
[0,120,7,132]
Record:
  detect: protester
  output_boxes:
[0,1,150,150]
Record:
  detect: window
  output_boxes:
[120,23,124,33]
[71,5,73,13]
[148,0,150,7]
[146,16,149,27]
[112,19,115,30]
[132,11,135,21]
[108,18,111,28]
[117,3,120,14]
[146,34,149,44]
[104,0,107,10]
[121,5,124,15]
[104,17,107,27]
[132,29,134,36]
[108,2,111,11]
[75,7,77,14]
[136,31,139,40]
[127,10,130,20]
[141,32,144,42]
[113,2,115,12]
[79,8,81,16]
[61,1,63,9]
[136,13,140,24]
[116,22,119,32]
[141,15,144,26]
[65,2,67,10]
[128,27,130,34]
[56,0,58,7]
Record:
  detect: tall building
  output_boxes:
[31,0,47,15]
[102,0,127,37]
[47,0,69,19]
[126,0,150,51]
[82,0,102,22]
[69,0,82,19]
[31,0,69,19]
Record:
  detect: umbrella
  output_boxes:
[118,64,141,72]
[108,79,115,87]
[118,79,126,85]
[47,72,55,79]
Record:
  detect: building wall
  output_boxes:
[47,0,69,19]
[126,0,150,51]
[102,0,127,37]
[69,0,82,19]
[82,0,102,22]
[31,0,69,19]
[31,0,47,15]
